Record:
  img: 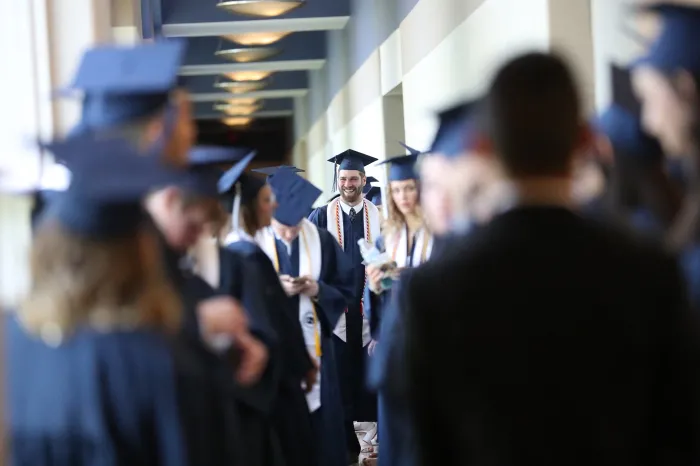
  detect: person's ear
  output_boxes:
[674,69,698,103]
[162,186,182,211]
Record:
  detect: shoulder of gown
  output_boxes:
[308,205,328,228]
[7,316,186,465]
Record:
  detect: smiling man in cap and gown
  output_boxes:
[308,150,382,463]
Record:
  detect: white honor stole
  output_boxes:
[256,220,324,412]
[255,226,279,269]
[387,226,410,268]
[297,220,324,412]
[326,198,381,346]
[410,227,434,267]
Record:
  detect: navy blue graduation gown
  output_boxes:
[275,227,353,466]
[367,271,419,466]
[7,316,186,466]
[225,240,315,466]
[309,206,377,423]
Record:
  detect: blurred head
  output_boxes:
[389,178,420,217]
[483,52,588,179]
[271,218,302,243]
[101,89,197,169]
[338,169,365,204]
[419,155,454,235]
[20,221,181,340]
[145,187,222,251]
[240,184,277,235]
[633,66,698,157]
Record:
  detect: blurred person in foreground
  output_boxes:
[403,51,700,466]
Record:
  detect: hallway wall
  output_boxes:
[295,0,645,200]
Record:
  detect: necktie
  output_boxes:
[349,207,357,222]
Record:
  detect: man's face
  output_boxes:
[271,219,301,243]
[150,188,216,251]
[338,169,364,204]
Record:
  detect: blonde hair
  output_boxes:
[18,221,181,342]
[382,179,425,240]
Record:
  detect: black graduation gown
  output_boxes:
[214,246,285,466]
[7,316,186,466]
[225,240,315,466]
[275,227,353,466]
[404,207,700,466]
[308,206,376,424]
[159,241,246,466]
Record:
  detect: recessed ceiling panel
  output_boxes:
[161,0,350,23]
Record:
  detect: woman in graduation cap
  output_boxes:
[258,167,355,466]
[362,148,432,466]
[221,161,318,466]
[7,134,187,465]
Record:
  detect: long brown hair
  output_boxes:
[19,221,181,341]
[382,179,424,240]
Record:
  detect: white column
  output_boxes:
[112,0,143,45]
[590,0,647,112]
[548,0,596,115]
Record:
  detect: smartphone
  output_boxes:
[290,277,306,285]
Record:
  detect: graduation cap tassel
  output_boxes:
[332,159,338,192]
[232,181,242,232]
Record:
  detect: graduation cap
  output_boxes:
[363,176,379,194]
[159,151,226,199]
[64,41,187,131]
[327,150,378,191]
[375,154,420,181]
[430,99,480,158]
[38,133,166,238]
[365,186,382,206]
[268,167,322,226]
[189,145,254,169]
[252,165,305,180]
[594,105,663,161]
[217,152,265,230]
[634,3,700,73]
[398,142,423,155]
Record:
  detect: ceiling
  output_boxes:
[142,0,350,164]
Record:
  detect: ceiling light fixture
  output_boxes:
[215,46,280,63]
[219,97,260,106]
[223,117,253,127]
[214,102,263,115]
[217,0,305,18]
[221,31,291,46]
[214,77,271,94]
[223,70,273,81]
